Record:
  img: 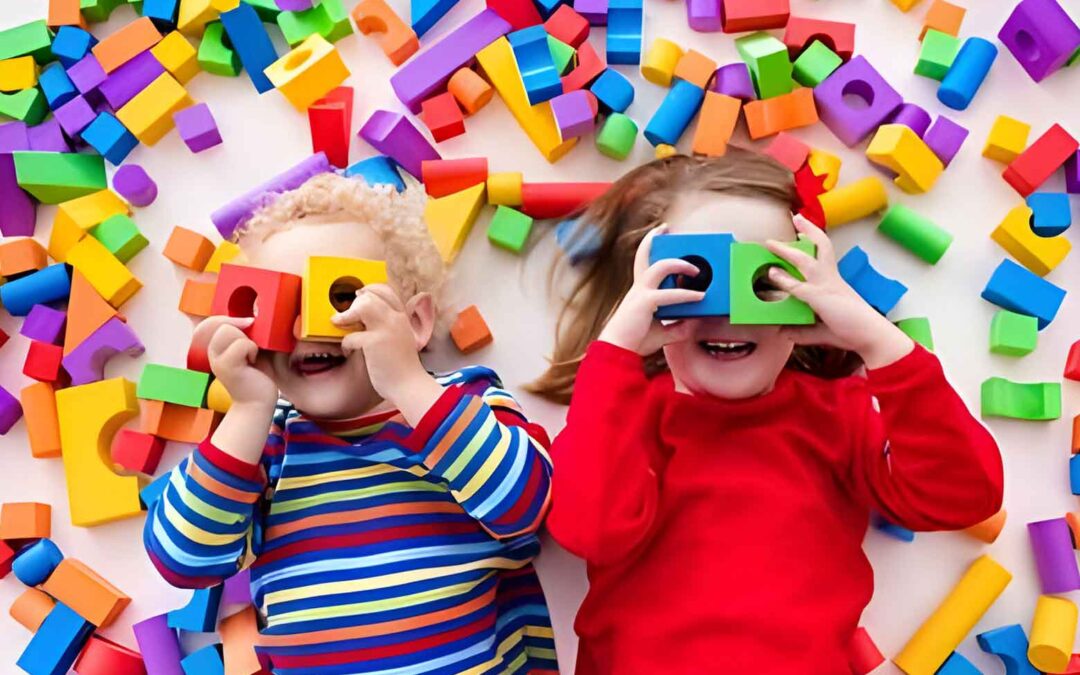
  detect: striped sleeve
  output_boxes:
[403,380,553,540]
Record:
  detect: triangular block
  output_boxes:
[64,270,120,356]
[425,183,486,262]
[411,0,459,36]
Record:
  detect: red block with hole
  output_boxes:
[211,264,302,353]
[421,158,489,197]
[308,86,353,169]
[486,0,543,30]
[562,42,605,92]
[545,6,589,48]
[1003,124,1079,197]
[1065,340,1080,382]
[783,16,855,60]
[24,341,64,383]
[112,428,165,474]
[420,92,466,142]
[721,0,790,34]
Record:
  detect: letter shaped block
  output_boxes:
[730,239,816,325]
[649,233,733,319]
[981,377,1061,420]
[976,624,1040,675]
[814,56,902,147]
[990,203,1070,276]
[866,124,944,194]
[265,33,350,111]
[301,256,388,341]
[998,0,1080,83]
[981,258,1066,329]
[212,264,303,352]
[837,245,906,315]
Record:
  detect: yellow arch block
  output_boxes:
[425,183,486,263]
[1028,595,1077,673]
[990,203,1071,276]
[867,124,944,194]
[820,176,888,228]
[300,256,388,341]
[56,378,143,527]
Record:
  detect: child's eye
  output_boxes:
[753,274,787,301]
[329,281,362,311]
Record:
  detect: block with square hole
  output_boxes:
[649,233,734,319]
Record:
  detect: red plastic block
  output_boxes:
[486,0,543,31]
[545,6,589,48]
[520,182,611,219]
[111,428,165,474]
[24,341,64,383]
[1066,340,1080,381]
[764,132,810,171]
[783,16,856,60]
[211,264,302,353]
[562,42,605,92]
[308,86,353,169]
[73,634,146,675]
[420,92,466,142]
[722,0,790,33]
[1003,124,1079,197]
[794,164,828,229]
[421,158,489,197]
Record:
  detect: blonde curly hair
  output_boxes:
[233,172,444,301]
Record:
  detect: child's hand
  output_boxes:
[764,216,914,369]
[196,316,278,409]
[598,225,707,356]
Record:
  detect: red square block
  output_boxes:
[211,264,302,353]
[722,0,790,33]
[545,5,589,48]
[111,428,165,474]
[24,341,64,383]
[1065,340,1080,382]
[420,92,466,142]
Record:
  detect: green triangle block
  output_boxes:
[12,151,107,204]
[547,36,575,75]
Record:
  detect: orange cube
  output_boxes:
[672,49,717,89]
[92,17,163,73]
[692,91,741,157]
[48,0,86,27]
[450,305,492,354]
[140,399,218,443]
[40,558,131,628]
[920,0,965,39]
[163,226,215,271]
[178,278,217,317]
[0,502,51,541]
[0,238,48,277]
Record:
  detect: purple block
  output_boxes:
[222,567,252,607]
[99,51,166,109]
[549,90,595,139]
[711,62,756,101]
[574,0,608,25]
[887,103,931,138]
[923,115,969,167]
[132,614,184,675]
[211,152,332,239]
[62,317,145,386]
[113,163,158,206]
[28,119,71,153]
[390,10,511,113]
[21,305,67,344]
[687,0,721,32]
[0,385,22,435]
[276,0,314,9]
[54,95,97,136]
[814,56,903,148]
[1028,518,1080,594]
[0,122,30,152]
[67,54,107,95]
[359,110,441,179]
[1065,151,1080,194]
[998,0,1080,83]
[173,103,222,153]
[0,155,36,237]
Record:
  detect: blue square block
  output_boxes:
[82,112,139,166]
[981,258,1066,329]
[411,0,459,36]
[1026,192,1071,236]
[344,156,405,192]
[181,644,225,675]
[509,26,563,105]
[39,64,78,110]
[589,68,635,113]
[16,603,93,675]
[607,0,643,65]
[143,0,179,25]
[649,233,734,319]
[51,26,97,68]
[837,245,907,315]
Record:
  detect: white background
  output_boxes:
[2,0,1080,672]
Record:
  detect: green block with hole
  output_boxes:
[989,309,1038,356]
[0,21,54,64]
[915,30,960,81]
[596,113,637,160]
[12,151,107,204]
[895,317,934,351]
[198,22,242,77]
[81,0,126,23]
[92,214,148,263]
[138,364,211,408]
[244,0,283,21]
[981,377,1060,421]
[277,0,352,47]
[877,204,953,264]
[548,36,575,75]
[792,40,842,87]
[729,239,816,325]
[735,32,793,100]
[487,206,534,253]
[0,88,49,125]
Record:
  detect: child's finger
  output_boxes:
[793,217,836,266]
[359,284,405,311]
[640,257,699,289]
[633,224,668,279]
[764,240,817,274]
[767,267,811,300]
[651,288,707,307]
[341,331,370,357]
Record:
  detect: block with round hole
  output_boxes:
[264,33,350,111]
[211,263,302,352]
[300,256,388,341]
[649,232,734,319]
[729,239,816,325]
[813,55,903,147]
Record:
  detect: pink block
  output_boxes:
[764,132,810,172]
[113,163,158,207]
[174,103,222,153]
[61,317,145,386]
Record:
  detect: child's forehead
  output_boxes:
[665,191,795,243]
[241,215,387,277]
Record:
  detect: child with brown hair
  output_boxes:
[533,151,1003,674]
[144,172,558,674]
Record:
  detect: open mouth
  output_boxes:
[291,350,347,376]
[699,340,757,361]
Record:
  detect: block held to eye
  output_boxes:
[649,232,733,318]
[729,239,816,325]
[301,256,388,341]
[212,264,302,352]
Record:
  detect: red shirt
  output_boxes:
[547,341,1003,675]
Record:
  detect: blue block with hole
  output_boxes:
[509,26,563,105]
[589,68,635,113]
[981,258,1065,329]
[649,233,733,318]
[837,246,907,315]
[976,625,1040,675]
[1026,192,1071,236]
[344,156,405,192]
[937,651,981,675]
[644,79,705,146]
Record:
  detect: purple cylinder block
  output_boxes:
[888,103,932,138]
[1028,518,1080,594]
[711,62,756,101]
[211,152,332,239]
[132,614,185,675]
[113,163,158,207]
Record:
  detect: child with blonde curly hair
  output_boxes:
[144,172,558,674]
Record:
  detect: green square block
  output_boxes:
[989,309,1038,356]
[895,317,934,351]
[596,112,637,160]
[915,30,960,81]
[981,377,1060,421]
[792,40,842,87]
[487,206,534,253]
[198,22,242,77]
[12,151,107,204]
[0,21,54,64]
[138,363,210,408]
[735,32,794,100]
[244,0,283,22]
[92,214,148,263]
[729,239,816,325]
[277,0,352,47]
[0,88,49,125]
[548,36,575,75]
[81,0,126,23]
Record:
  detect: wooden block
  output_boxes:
[983,115,1030,163]
[163,225,215,271]
[152,31,200,84]
[41,558,130,627]
[450,305,492,353]
[424,183,486,262]
[990,203,1070,276]
[265,33,350,111]
[0,238,47,277]
[179,277,217,317]
[352,0,419,66]
[140,400,218,443]
[10,588,56,632]
[212,264,302,352]
[116,72,193,145]
[92,17,163,73]
[21,382,61,459]
[300,256,388,341]
[447,68,493,115]
[308,86,353,168]
[691,91,740,157]
[0,502,51,541]
[673,49,716,89]
[111,428,164,474]
[64,270,120,356]
[421,157,488,197]
[65,236,142,308]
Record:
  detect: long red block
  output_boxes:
[422,158,488,197]
[308,87,353,169]
[1003,124,1079,197]
[783,16,855,60]
[520,182,611,219]
[722,0,790,33]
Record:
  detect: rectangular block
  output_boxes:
[116,72,194,145]
[137,363,210,407]
[40,558,131,627]
[92,17,163,73]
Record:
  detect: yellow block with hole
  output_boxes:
[808,148,842,190]
[116,72,194,145]
[49,190,131,262]
[487,172,523,206]
[205,240,245,273]
[152,31,200,84]
[426,183,486,263]
[820,177,888,228]
[990,203,1070,276]
[982,115,1030,163]
[0,56,38,92]
[265,33,351,111]
[300,256,388,341]
[1028,595,1077,673]
[641,38,683,87]
[65,236,142,308]
[866,124,943,194]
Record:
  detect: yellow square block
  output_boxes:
[117,73,194,145]
[301,256,389,341]
[982,115,1030,164]
[426,183,486,262]
[0,56,38,92]
[890,0,922,10]
[866,124,943,194]
[990,203,1070,276]
[204,240,245,273]
[49,190,131,262]
[152,32,201,84]
[65,236,143,308]
[807,148,842,191]
[177,0,219,36]
[265,34,351,112]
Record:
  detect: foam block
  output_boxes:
[1004,123,1079,197]
[163,226,215,271]
[221,2,279,92]
[641,37,683,86]
[989,309,1038,357]
[99,51,166,110]
[420,91,466,142]
[551,90,595,140]
[62,317,145,386]
[450,305,492,353]
[814,56,902,146]
[990,203,1069,276]
[867,124,944,193]
[686,0,720,32]
[519,181,609,218]
[735,31,793,99]
[644,79,704,146]
[197,22,241,76]
[1028,596,1077,673]
[51,27,97,68]
[877,205,951,264]
[984,115,1031,164]
[41,557,130,626]
[116,72,194,145]
[343,155,405,192]
[1027,192,1071,236]
[92,214,148,263]
[92,17,163,73]
[606,0,642,64]
[140,399,218,443]
[673,49,717,89]
[0,264,71,316]
[0,502,50,541]
[21,304,67,344]
[81,112,140,166]
[447,68,493,114]
[421,157,488,198]
[66,236,142,308]
[111,165,156,207]
[837,245,906,315]
[21,381,62,458]
[650,233,733,318]
[595,112,637,160]
[73,634,147,675]
[820,177,888,227]
[793,40,842,87]
[981,377,1061,420]
[923,115,968,166]
[12,151,106,204]
[265,33,350,111]
[359,110,440,178]
[64,270,118,356]
[730,240,815,325]
[168,585,223,632]
[783,16,855,60]
[16,603,93,675]
[692,91,740,157]
[38,65,77,110]
[308,86,352,167]
[424,183,486,261]
[743,86,817,139]
[921,0,965,39]
[10,588,56,632]
[938,38,997,111]
[132,614,184,675]
[300,256,388,341]
[562,41,605,92]
[589,68,634,113]
[67,54,107,95]
[212,264,303,352]
[211,152,331,238]
[151,31,200,84]
[352,0,418,66]
[12,538,64,586]
[916,29,960,81]
[998,0,1080,83]
[982,258,1066,329]
[1029,518,1080,592]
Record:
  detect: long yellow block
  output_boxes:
[65,236,142,308]
[893,555,1012,675]
[820,176,888,228]
[476,37,577,163]
[990,203,1070,276]
[867,124,944,194]
[425,183,485,262]
[55,378,143,527]
[300,256,388,341]
[116,72,194,145]
[49,190,131,262]
[265,34,351,112]
[152,31,200,84]
[1028,595,1077,673]
[0,56,38,92]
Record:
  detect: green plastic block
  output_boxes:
[91,214,148,263]
[915,29,960,81]
[877,204,953,264]
[989,309,1038,356]
[0,88,49,125]
[138,364,210,408]
[0,21,54,64]
[981,377,1060,421]
[277,0,352,47]
[81,0,126,23]
[198,22,242,77]
[244,0,283,22]
[596,112,637,160]
[792,40,842,87]
[12,151,107,204]
[548,36,575,75]
[894,317,934,351]
[735,32,793,100]
[1069,45,1080,67]
[487,206,534,253]
[729,239,816,325]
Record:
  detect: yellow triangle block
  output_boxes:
[425,183,486,263]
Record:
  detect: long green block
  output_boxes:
[81,0,127,23]
[596,112,637,160]
[244,0,283,22]
[92,214,148,263]
[793,40,842,87]
[916,30,960,81]
[0,21,54,64]
[981,377,1060,421]
[198,22,242,77]
[895,317,934,351]
[12,152,107,204]
[548,36,575,75]
[989,309,1037,356]
[0,88,49,125]
[735,32,793,100]
[729,239,816,325]
[877,204,953,264]
[487,206,534,253]
[138,364,210,408]
[277,0,352,47]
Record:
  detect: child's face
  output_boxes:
[662,191,798,400]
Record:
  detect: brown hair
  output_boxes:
[528,149,862,404]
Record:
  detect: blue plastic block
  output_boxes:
[140,470,171,509]
[976,625,1040,675]
[411,0,458,37]
[343,155,405,192]
[143,0,179,25]
[509,26,563,105]
[535,0,562,16]
[221,3,279,93]
[181,644,224,675]
[168,585,224,632]
[51,26,97,68]
[837,246,907,315]
[39,65,77,110]
[644,79,704,147]
[16,603,94,675]
[938,37,998,111]
[81,112,139,166]
[981,258,1066,329]
[555,217,603,264]
[12,538,64,586]
[589,68,635,113]
[938,651,982,675]
[1026,192,1071,236]
[871,514,915,542]
[649,233,733,318]
[1071,454,1080,496]
[607,0,642,65]
[0,264,71,316]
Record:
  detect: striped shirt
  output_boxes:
[144,367,558,674]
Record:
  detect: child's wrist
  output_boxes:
[384,365,444,427]
[853,317,915,370]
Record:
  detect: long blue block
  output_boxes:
[650,233,733,318]
[509,26,563,105]
[411,0,458,37]
[589,68,634,113]
[51,26,97,68]
[1027,192,1071,236]
[82,112,139,166]
[221,3,279,93]
[976,624,1040,675]
[938,651,983,675]
[39,64,77,110]
[343,155,405,192]
[837,245,907,315]
[168,585,224,632]
[607,0,642,64]
[981,258,1066,329]
[16,603,94,675]
[644,79,704,146]
[871,514,915,542]
[0,264,71,316]
[939,37,998,111]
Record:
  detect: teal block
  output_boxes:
[137,363,210,407]
[729,239,816,325]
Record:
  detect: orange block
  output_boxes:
[1068,512,1080,549]
[744,87,818,139]
[448,68,494,116]
[963,508,1007,544]
[92,17,163,73]
[0,502,51,541]
[220,606,264,675]
[0,238,48,277]
[352,0,419,66]
[179,277,217,317]
[450,305,492,354]
[10,588,56,632]
[21,382,61,459]
[48,0,86,28]
[140,399,218,443]
[1073,414,1080,454]
[692,91,741,157]
[65,270,121,356]
[41,558,130,628]
[163,226,215,271]
[921,0,965,39]
[673,49,717,89]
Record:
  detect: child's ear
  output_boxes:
[404,293,436,351]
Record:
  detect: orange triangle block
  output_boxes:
[424,183,486,263]
[64,270,121,355]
